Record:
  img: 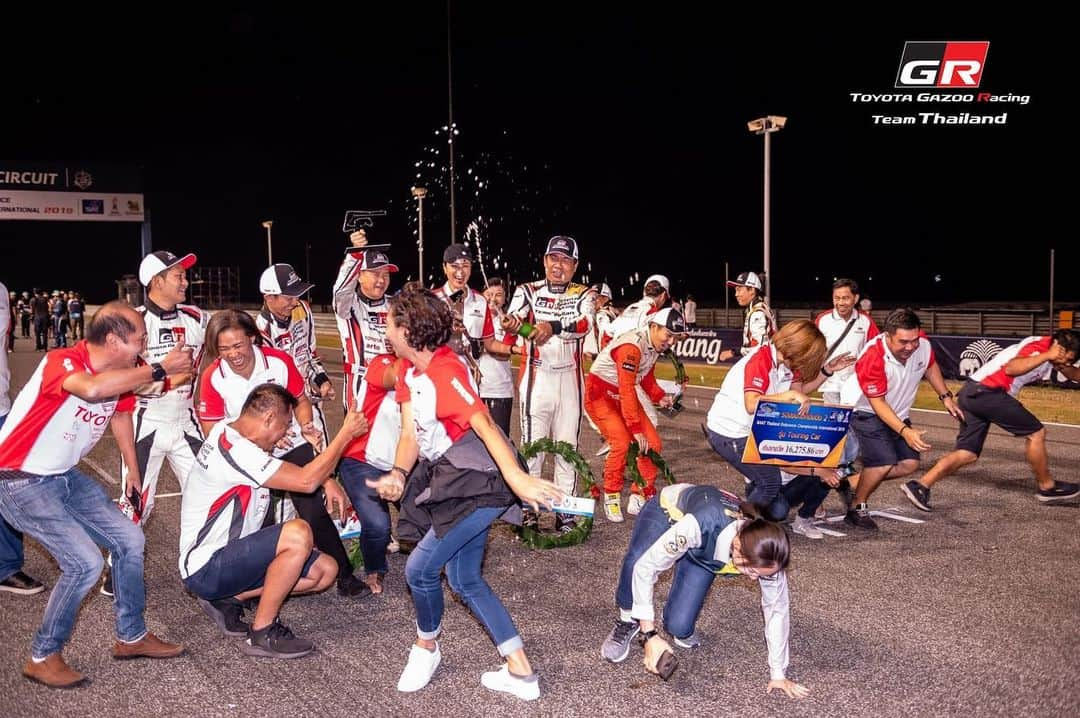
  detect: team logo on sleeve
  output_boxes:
[750,376,765,389]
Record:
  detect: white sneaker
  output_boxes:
[791,516,824,539]
[603,493,624,523]
[387,536,400,554]
[480,664,540,701]
[397,642,441,692]
[626,494,646,516]
[596,442,610,456]
[813,504,828,520]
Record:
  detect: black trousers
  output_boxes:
[483,397,513,437]
[266,444,353,579]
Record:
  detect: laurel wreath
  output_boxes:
[624,443,678,492]
[515,438,595,549]
[663,349,687,414]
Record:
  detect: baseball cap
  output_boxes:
[649,307,687,333]
[260,263,314,297]
[359,249,399,273]
[594,282,612,299]
[726,271,763,290]
[139,250,197,287]
[644,274,670,292]
[443,243,473,263]
[545,235,579,260]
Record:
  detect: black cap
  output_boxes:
[443,243,473,263]
[260,264,315,297]
[545,235,579,260]
[649,308,687,333]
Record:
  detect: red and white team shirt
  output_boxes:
[587,328,665,433]
[135,301,209,421]
[178,421,281,579]
[604,297,657,346]
[198,345,306,458]
[841,333,936,420]
[433,283,495,342]
[814,309,879,394]
[342,354,401,470]
[971,336,1053,397]
[506,280,595,373]
[706,344,793,439]
[397,345,486,461]
[0,342,130,475]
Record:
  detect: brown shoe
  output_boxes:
[112,632,186,660]
[22,653,87,688]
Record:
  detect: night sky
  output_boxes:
[0,9,1064,308]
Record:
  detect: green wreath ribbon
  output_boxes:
[516,438,595,549]
[661,349,687,414]
[624,443,678,492]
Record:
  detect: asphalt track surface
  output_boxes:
[2,340,1079,717]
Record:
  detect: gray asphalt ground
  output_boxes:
[2,339,1079,717]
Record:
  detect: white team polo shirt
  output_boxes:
[706,344,793,439]
[397,346,485,461]
[971,336,1052,397]
[434,283,495,342]
[198,345,307,458]
[814,309,879,394]
[0,342,129,475]
[342,354,401,470]
[178,421,281,579]
[841,333,936,420]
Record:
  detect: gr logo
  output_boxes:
[895,41,989,88]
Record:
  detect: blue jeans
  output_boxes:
[706,429,783,510]
[615,498,715,640]
[405,506,522,656]
[339,458,392,576]
[0,468,147,658]
[823,392,860,466]
[0,412,26,583]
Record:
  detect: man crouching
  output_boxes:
[179,383,367,658]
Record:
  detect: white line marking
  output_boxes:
[82,458,119,485]
[813,525,848,537]
[155,492,182,499]
[870,510,926,524]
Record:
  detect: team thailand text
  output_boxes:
[849,93,1030,104]
[872,113,1008,126]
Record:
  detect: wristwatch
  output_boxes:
[639,629,659,644]
[938,391,954,402]
[150,362,167,383]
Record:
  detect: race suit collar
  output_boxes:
[144,297,177,319]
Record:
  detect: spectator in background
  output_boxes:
[479,278,517,436]
[719,271,775,362]
[683,294,697,329]
[67,292,85,340]
[50,291,68,348]
[31,290,50,352]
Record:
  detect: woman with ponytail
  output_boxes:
[599,482,810,699]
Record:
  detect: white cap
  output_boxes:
[139,250,197,286]
[726,271,763,290]
[644,274,670,292]
[595,283,612,299]
[648,307,687,333]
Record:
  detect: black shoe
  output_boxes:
[1036,481,1080,503]
[0,571,46,595]
[556,514,578,535]
[337,573,374,599]
[241,618,314,659]
[522,508,539,530]
[198,597,249,638]
[844,503,878,531]
[901,480,932,512]
[100,569,114,598]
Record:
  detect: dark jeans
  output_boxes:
[0,413,25,582]
[277,444,353,579]
[338,458,392,576]
[776,475,831,520]
[34,317,49,350]
[706,429,783,510]
[615,498,714,640]
[483,397,513,437]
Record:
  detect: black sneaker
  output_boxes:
[522,508,539,530]
[1036,481,1080,503]
[901,480,932,512]
[100,569,114,598]
[0,570,45,595]
[241,618,314,659]
[337,573,374,599]
[844,503,878,531]
[198,597,249,638]
[556,514,578,535]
